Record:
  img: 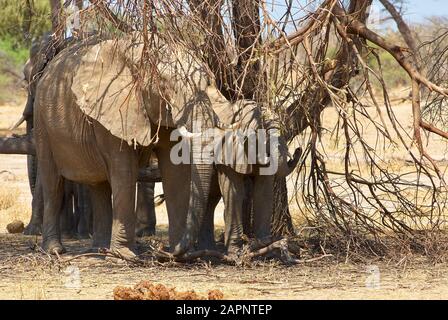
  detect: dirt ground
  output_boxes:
[2,96,448,300]
[1,233,448,300]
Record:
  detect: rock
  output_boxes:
[6,220,25,234]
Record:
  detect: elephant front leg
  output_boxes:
[217,165,244,255]
[154,143,190,251]
[24,172,44,235]
[109,162,139,261]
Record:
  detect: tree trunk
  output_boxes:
[50,0,63,40]
[271,176,295,237]
[231,0,261,99]
[22,0,33,44]
[0,135,35,155]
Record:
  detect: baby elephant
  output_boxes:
[192,99,302,254]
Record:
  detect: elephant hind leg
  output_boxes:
[252,175,275,243]
[89,182,112,250]
[39,157,65,255]
[135,181,156,238]
[60,181,77,239]
[75,184,92,239]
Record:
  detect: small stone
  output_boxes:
[6,220,25,234]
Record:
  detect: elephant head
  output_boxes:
[10,33,56,131]
[70,34,219,255]
[208,94,300,177]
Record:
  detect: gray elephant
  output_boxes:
[32,33,220,259]
[15,32,86,237]
[2,33,159,244]
[180,96,301,253]
[32,31,298,259]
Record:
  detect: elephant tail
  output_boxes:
[154,194,165,207]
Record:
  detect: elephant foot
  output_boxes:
[61,231,77,240]
[172,233,194,257]
[136,227,155,238]
[24,223,42,235]
[80,247,106,256]
[90,239,110,252]
[107,246,138,263]
[250,236,273,251]
[42,239,66,255]
[76,232,91,240]
[197,238,217,251]
[227,244,242,256]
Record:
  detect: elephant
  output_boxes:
[31,31,299,259]
[2,33,160,243]
[179,97,302,253]
[14,32,85,237]
[32,33,222,259]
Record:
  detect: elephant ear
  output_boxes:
[71,39,152,146]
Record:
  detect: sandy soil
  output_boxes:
[1,233,448,300]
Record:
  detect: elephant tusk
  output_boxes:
[178,126,202,138]
[229,122,241,130]
[9,116,26,131]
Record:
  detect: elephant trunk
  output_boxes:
[173,131,214,256]
[25,119,38,195]
[275,139,302,177]
[187,162,213,242]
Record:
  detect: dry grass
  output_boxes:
[0,186,17,210]
[1,94,448,299]
[1,234,448,299]
[0,186,30,233]
[0,97,26,137]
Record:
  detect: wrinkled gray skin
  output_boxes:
[198,103,301,253]
[13,34,157,240]
[30,33,297,259]
[20,33,82,237]
[32,35,218,259]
